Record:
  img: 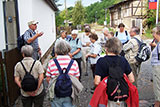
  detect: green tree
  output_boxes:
[85,0,116,25]
[72,0,85,26]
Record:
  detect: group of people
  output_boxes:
[14,20,160,107]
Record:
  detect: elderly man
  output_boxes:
[102,27,110,41]
[24,20,43,60]
[123,26,142,86]
[14,45,45,107]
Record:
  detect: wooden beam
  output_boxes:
[134,0,141,15]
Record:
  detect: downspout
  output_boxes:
[15,0,20,38]
[3,1,8,50]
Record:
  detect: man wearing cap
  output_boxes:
[23,20,43,60]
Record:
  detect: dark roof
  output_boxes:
[108,0,132,9]
[45,0,58,11]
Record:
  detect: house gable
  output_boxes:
[108,0,147,28]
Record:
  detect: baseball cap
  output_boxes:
[28,20,38,26]
[71,30,78,35]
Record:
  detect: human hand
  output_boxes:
[86,42,91,46]
[86,54,89,58]
[37,32,44,37]
[150,42,156,47]
[68,53,73,58]
[26,91,36,96]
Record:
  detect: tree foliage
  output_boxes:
[56,0,124,26]
[143,1,160,28]
[72,0,85,26]
[85,0,117,25]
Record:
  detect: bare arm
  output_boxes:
[72,48,81,56]
[37,73,44,90]
[94,75,101,87]
[127,72,135,83]
[69,48,81,58]
[15,77,22,88]
[27,32,43,44]
[46,76,51,84]
[86,54,97,58]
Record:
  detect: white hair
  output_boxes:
[21,45,33,57]
[102,27,109,33]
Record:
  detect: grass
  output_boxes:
[143,29,153,39]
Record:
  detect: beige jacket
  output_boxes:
[47,75,83,104]
[123,35,141,64]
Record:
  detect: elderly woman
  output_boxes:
[93,37,135,107]
[51,30,67,57]
[150,26,160,107]
[68,30,82,80]
[46,40,80,107]
[14,45,45,107]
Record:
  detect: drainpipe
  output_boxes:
[15,0,20,38]
[3,1,8,50]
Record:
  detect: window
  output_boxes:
[118,7,121,19]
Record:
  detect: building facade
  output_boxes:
[0,0,58,57]
[108,0,147,29]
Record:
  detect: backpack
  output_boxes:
[106,58,129,101]
[68,38,79,45]
[53,59,74,98]
[20,60,38,92]
[17,30,32,51]
[134,37,151,63]
[115,30,128,37]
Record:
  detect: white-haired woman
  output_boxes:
[67,30,82,81]
[46,40,80,107]
[92,37,135,107]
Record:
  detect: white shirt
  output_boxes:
[89,41,102,64]
[81,33,91,46]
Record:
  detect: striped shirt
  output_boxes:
[46,55,80,78]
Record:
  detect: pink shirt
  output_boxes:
[46,55,80,78]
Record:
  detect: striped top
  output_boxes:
[46,55,80,78]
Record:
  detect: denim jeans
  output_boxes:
[51,96,75,107]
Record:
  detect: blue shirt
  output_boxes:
[67,38,82,59]
[114,31,131,44]
[151,42,160,65]
[24,29,39,51]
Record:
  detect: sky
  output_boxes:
[57,0,101,11]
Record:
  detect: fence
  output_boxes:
[0,48,23,107]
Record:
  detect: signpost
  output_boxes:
[156,0,159,24]
[148,0,159,24]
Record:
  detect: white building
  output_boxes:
[0,0,58,57]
